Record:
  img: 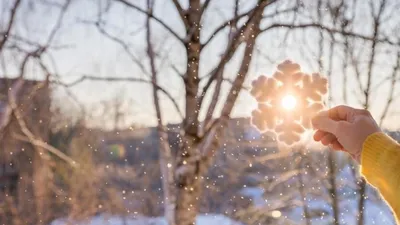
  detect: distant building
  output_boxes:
[98,118,276,163]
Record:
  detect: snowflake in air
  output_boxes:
[250,60,328,145]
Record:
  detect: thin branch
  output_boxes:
[172,0,188,27]
[280,1,302,45]
[261,23,398,45]
[203,68,224,128]
[364,0,386,109]
[93,21,148,75]
[61,75,184,119]
[379,51,400,126]
[349,46,365,96]
[201,9,263,157]
[0,0,22,51]
[13,133,78,168]
[202,0,280,48]
[114,0,184,43]
[41,51,86,115]
[199,0,278,106]
[6,79,78,168]
[203,0,241,129]
[146,0,176,221]
[219,27,260,122]
[198,9,260,112]
[43,0,71,47]
[200,0,212,17]
[201,8,254,49]
[263,5,301,19]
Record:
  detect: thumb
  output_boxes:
[312,111,339,135]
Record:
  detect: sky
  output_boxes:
[2,0,400,130]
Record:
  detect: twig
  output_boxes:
[13,133,78,168]
[201,8,255,49]
[261,23,398,45]
[200,0,212,17]
[7,79,78,168]
[58,75,184,119]
[172,0,188,27]
[90,20,148,75]
[114,0,184,43]
[0,0,22,51]
[379,51,400,126]
[146,0,176,222]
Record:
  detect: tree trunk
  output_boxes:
[174,2,265,225]
[158,129,176,225]
[327,151,340,225]
[184,0,201,136]
[175,151,204,225]
[297,152,311,225]
[145,1,176,223]
[32,151,51,225]
[357,179,366,225]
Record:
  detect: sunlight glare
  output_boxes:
[281,95,297,110]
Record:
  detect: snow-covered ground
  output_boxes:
[240,164,396,225]
[52,214,243,225]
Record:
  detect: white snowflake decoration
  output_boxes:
[250,60,328,145]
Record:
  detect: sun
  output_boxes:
[281,95,297,110]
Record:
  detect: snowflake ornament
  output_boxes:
[250,60,328,145]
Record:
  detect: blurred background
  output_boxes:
[0,0,399,224]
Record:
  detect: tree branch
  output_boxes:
[261,23,398,45]
[61,75,184,119]
[146,0,176,221]
[201,7,263,157]
[201,8,254,49]
[114,0,184,43]
[43,0,71,47]
[172,0,188,27]
[200,0,212,17]
[199,0,279,109]
[6,79,78,168]
[203,0,241,129]
[0,0,21,51]
[91,20,148,75]
[198,9,258,112]
[201,0,279,49]
[379,50,400,126]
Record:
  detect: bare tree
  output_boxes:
[62,0,400,224]
[146,0,176,224]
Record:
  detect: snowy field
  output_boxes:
[52,164,396,225]
[52,214,243,225]
[240,164,396,225]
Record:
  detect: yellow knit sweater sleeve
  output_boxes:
[361,132,400,223]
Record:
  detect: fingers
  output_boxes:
[314,132,337,146]
[327,105,355,121]
[330,140,344,151]
[323,105,369,121]
[321,133,336,145]
[311,111,339,135]
[313,131,344,151]
[313,130,326,141]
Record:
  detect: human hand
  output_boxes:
[311,105,381,163]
